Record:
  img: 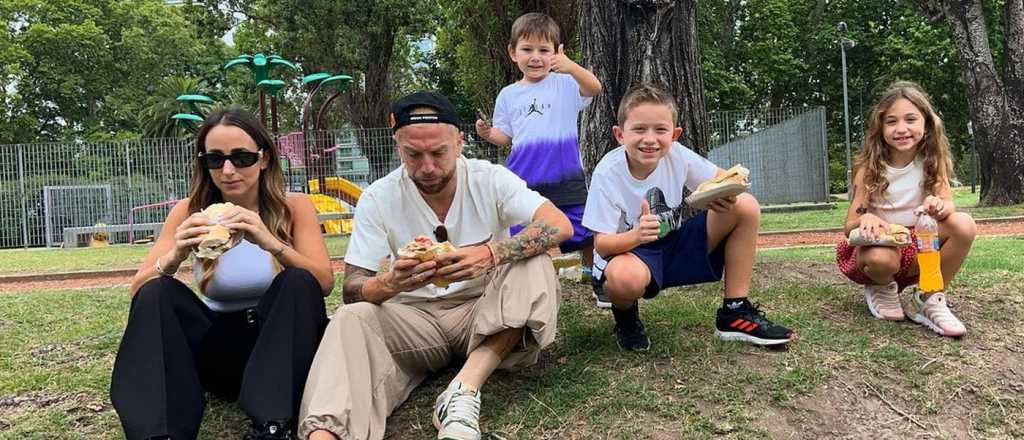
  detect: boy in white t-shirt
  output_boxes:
[582,83,795,351]
[475,12,603,295]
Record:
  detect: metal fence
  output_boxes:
[1,108,828,249]
[0,125,499,249]
[707,106,830,205]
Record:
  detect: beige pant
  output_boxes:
[298,254,559,440]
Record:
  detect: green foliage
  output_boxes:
[139,76,206,138]
[0,0,233,143]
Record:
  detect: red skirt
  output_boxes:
[835,228,919,291]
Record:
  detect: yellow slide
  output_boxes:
[324,177,362,207]
[308,193,352,234]
[308,176,363,234]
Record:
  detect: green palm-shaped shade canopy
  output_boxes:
[176,94,215,114]
[302,72,331,87]
[321,75,353,91]
[225,53,298,84]
[257,79,287,96]
[172,113,204,123]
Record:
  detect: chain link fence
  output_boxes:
[0,125,498,249]
[1,108,827,249]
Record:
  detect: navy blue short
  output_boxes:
[596,211,726,298]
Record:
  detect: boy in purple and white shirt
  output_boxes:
[476,12,603,291]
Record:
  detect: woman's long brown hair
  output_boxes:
[189,108,291,292]
[855,81,954,205]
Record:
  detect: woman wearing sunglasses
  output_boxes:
[110,107,334,440]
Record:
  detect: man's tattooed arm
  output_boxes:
[491,202,573,265]
[342,264,377,304]
[492,220,561,265]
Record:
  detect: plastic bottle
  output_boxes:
[915,213,944,293]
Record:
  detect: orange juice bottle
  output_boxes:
[915,213,944,293]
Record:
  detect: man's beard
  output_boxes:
[411,171,454,195]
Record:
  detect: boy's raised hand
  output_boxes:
[633,200,661,246]
[474,117,492,140]
[549,44,577,74]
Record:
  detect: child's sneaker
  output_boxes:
[591,279,612,309]
[433,380,481,440]
[612,302,650,350]
[715,300,794,345]
[902,289,966,337]
[864,281,904,320]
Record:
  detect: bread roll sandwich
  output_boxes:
[847,223,912,247]
[194,202,240,259]
[397,235,457,287]
[684,164,751,209]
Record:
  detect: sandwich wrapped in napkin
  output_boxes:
[397,235,457,287]
[684,164,751,209]
[847,224,912,247]
[194,202,241,259]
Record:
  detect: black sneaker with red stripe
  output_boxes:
[715,300,793,346]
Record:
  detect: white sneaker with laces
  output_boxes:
[433,380,481,440]
[864,281,904,320]
[903,289,966,337]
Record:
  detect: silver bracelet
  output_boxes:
[155,256,177,277]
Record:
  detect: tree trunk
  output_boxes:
[346,21,398,182]
[920,0,1024,205]
[578,0,709,176]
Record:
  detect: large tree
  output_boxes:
[0,0,230,143]
[909,0,1023,205]
[578,0,708,172]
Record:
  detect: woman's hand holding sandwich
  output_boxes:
[168,212,213,266]
[219,205,284,254]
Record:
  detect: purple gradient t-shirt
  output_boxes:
[493,73,592,206]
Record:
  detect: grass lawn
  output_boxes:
[761,187,1024,232]
[0,236,349,276]
[2,236,1022,438]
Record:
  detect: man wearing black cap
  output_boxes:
[299,92,571,440]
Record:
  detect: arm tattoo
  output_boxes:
[342,264,376,304]
[493,220,560,265]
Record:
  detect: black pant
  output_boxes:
[110,267,328,440]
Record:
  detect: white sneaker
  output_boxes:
[433,380,481,440]
[902,289,966,337]
[864,281,904,320]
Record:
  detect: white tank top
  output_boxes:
[193,239,279,312]
[870,158,925,226]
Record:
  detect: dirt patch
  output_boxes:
[0,392,112,436]
[754,260,845,285]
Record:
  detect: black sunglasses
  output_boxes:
[434,225,448,242]
[198,149,263,169]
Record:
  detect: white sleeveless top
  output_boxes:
[870,158,925,226]
[193,239,279,312]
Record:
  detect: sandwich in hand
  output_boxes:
[397,235,457,287]
[684,164,751,209]
[194,202,241,259]
[847,224,912,247]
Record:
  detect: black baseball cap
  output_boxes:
[389,91,461,132]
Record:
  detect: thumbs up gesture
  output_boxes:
[633,200,662,245]
[549,44,578,74]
